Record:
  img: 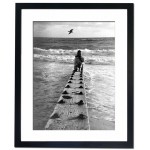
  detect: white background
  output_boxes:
[0,0,150,149]
[21,9,127,141]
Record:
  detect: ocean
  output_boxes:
[33,37,115,130]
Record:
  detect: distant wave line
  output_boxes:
[33,47,115,56]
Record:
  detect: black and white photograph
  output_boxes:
[14,3,134,148]
[33,21,115,130]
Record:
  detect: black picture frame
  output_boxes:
[15,3,134,148]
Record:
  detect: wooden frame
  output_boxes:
[15,3,134,148]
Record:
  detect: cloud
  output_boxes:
[34,22,115,37]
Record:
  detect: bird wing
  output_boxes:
[68,29,73,34]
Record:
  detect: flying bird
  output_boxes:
[68,29,73,34]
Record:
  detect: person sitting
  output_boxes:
[74,50,84,72]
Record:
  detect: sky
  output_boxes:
[34,22,115,38]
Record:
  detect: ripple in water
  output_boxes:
[84,64,115,130]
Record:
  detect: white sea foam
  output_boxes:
[84,65,115,122]
[33,47,115,65]
[34,47,115,56]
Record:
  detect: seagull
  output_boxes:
[68,29,73,34]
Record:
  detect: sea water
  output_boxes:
[33,37,115,130]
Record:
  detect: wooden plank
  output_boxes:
[45,67,90,130]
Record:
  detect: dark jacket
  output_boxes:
[74,56,84,68]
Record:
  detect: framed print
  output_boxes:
[15,3,134,148]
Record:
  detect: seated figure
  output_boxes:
[74,50,84,72]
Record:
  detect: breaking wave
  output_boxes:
[33,47,115,65]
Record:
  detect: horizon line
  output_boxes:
[33,36,115,38]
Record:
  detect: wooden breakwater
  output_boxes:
[45,66,90,130]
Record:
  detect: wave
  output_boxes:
[34,47,115,56]
[33,47,115,65]
[34,54,114,65]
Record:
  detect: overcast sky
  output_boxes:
[34,22,115,38]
